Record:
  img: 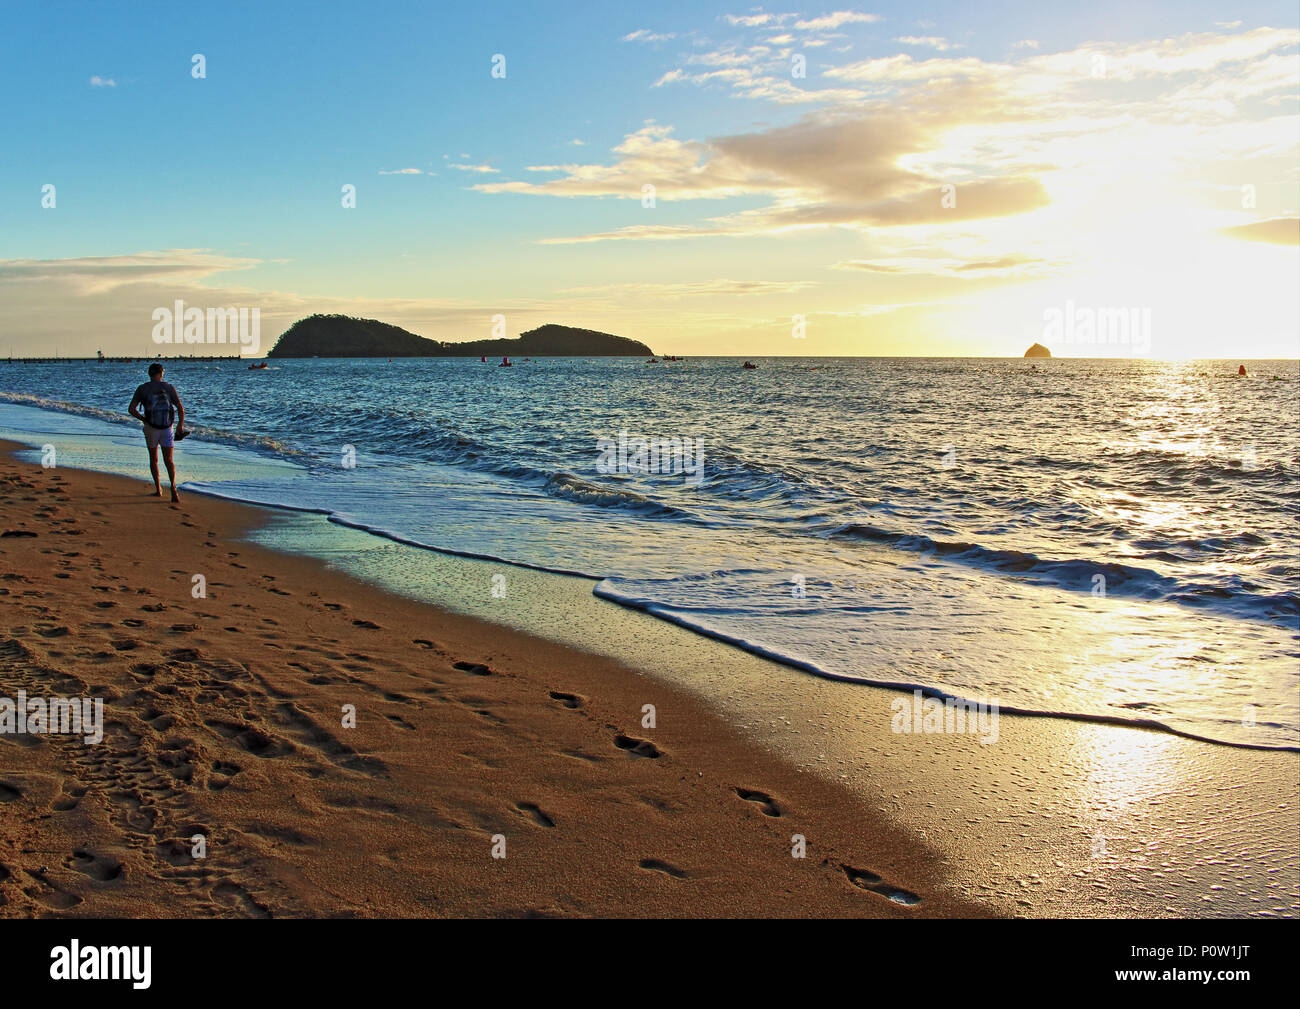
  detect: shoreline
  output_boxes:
[2,432,1297,918]
[4,395,1293,755]
[0,441,991,917]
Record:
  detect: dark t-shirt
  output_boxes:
[131,381,180,428]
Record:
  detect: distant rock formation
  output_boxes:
[267,315,654,358]
[1024,342,1051,358]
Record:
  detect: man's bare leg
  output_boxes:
[148,445,162,496]
[162,446,180,503]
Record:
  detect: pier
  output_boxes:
[4,355,247,364]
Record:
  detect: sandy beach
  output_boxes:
[0,441,999,917]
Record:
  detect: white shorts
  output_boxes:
[142,423,174,450]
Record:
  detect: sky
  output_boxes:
[1,0,1297,358]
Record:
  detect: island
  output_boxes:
[266,315,654,358]
[1023,342,1051,358]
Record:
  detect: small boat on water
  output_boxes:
[248,362,268,370]
[500,356,512,367]
[742,361,758,369]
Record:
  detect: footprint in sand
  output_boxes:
[561,749,603,763]
[638,858,688,879]
[128,662,161,682]
[109,791,158,833]
[52,784,86,812]
[548,690,585,709]
[22,871,82,910]
[841,864,922,906]
[613,734,661,759]
[155,839,196,866]
[0,782,24,803]
[453,661,492,676]
[208,760,242,791]
[734,788,782,817]
[352,619,381,630]
[69,850,123,882]
[515,802,556,828]
[211,880,271,918]
[205,720,294,760]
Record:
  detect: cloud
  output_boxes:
[723,12,795,28]
[473,26,1298,252]
[825,53,1007,85]
[649,45,869,105]
[448,163,499,174]
[622,29,676,42]
[478,107,1050,245]
[834,254,1058,278]
[792,11,880,31]
[0,250,258,294]
[1021,27,1300,83]
[378,168,425,175]
[896,36,961,51]
[89,75,116,87]
[1012,40,1039,50]
[559,279,816,297]
[1219,217,1300,245]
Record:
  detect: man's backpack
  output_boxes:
[143,387,175,429]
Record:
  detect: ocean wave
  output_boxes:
[827,521,1298,625]
[592,578,1299,752]
[542,473,694,518]
[1103,445,1294,482]
[0,391,308,461]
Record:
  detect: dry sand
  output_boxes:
[0,442,992,917]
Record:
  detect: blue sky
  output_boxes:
[2,1,1297,356]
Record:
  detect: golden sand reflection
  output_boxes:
[1075,718,1186,818]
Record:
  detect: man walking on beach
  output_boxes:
[128,362,187,503]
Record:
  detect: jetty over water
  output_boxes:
[4,355,246,364]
